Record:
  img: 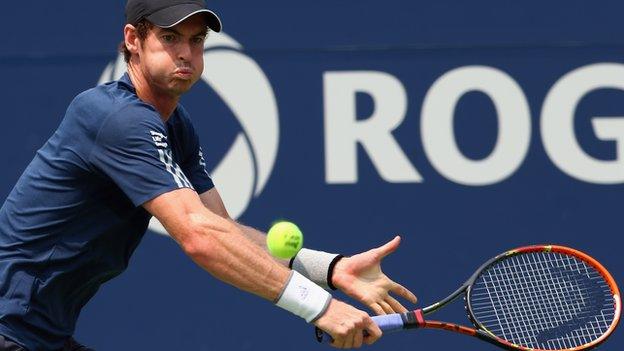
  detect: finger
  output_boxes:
[385,295,408,313]
[374,235,401,259]
[353,325,364,349]
[329,326,347,349]
[369,303,386,315]
[330,334,345,349]
[379,300,394,314]
[343,328,355,349]
[363,317,382,345]
[391,282,418,303]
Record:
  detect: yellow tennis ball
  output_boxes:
[266,221,303,259]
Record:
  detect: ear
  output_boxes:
[124,24,140,57]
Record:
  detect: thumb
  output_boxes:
[375,235,401,258]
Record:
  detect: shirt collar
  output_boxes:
[119,73,136,93]
[120,73,181,123]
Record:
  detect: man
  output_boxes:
[0,1,417,350]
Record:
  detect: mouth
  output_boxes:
[174,68,194,79]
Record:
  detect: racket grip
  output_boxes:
[315,313,408,344]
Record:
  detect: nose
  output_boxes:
[177,42,192,61]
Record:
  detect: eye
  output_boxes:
[192,36,206,44]
[162,34,176,43]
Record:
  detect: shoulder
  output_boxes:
[109,101,161,126]
[66,80,159,127]
[96,102,164,144]
[70,80,130,111]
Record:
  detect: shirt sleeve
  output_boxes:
[179,115,215,195]
[89,104,195,207]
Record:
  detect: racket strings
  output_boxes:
[470,252,615,350]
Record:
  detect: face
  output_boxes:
[135,15,208,97]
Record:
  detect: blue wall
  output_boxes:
[0,1,622,350]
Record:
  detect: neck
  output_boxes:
[127,64,178,121]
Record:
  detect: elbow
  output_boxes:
[179,222,211,259]
[180,235,207,260]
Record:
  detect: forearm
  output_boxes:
[237,223,342,289]
[236,223,290,267]
[185,212,290,301]
[197,189,290,268]
[146,188,334,323]
[187,213,337,323]
[196,188,336,288]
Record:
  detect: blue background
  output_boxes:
[0,1,622,350]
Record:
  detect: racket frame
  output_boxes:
[316,245,621,351]
[419,245,621,351]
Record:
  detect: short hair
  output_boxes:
[119,19,154,63]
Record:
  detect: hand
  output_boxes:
[314,299,382,349]
[332,236,417,315]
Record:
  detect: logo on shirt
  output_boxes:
[150,130,168,149]
[198,147,208,176]
[99,32,279,235]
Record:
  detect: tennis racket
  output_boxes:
[316,245,621,350]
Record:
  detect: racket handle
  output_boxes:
[315,312,416,343]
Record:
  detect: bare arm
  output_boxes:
[143,187,382,348]
[143,187,288,300]
[196,188,417,316]
[198,188,289,267]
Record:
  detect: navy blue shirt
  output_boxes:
[0,74,214,350]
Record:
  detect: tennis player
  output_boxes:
[0,1,417,350]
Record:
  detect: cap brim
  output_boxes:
[146,4,222,32]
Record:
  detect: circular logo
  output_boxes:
[98,32,279,235]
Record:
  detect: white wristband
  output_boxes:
[275,271,332,323]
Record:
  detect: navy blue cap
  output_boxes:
[126,0,222,32]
